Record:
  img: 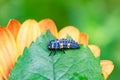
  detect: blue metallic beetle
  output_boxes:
[48,39,80,56]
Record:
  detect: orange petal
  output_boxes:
[39,18,58,38]
[58,26,80,42]
[79,33,88,45]
[0,64,7,80]
[17,19,41,55]
[0,73,5,80]
[100,60,114,79]
[88,45,100,57]
[0,27,17,78]
[6,19,21,40]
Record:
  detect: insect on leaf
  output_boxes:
[8,31,104,80]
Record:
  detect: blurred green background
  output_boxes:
[0,0,120,80]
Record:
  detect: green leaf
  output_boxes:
[8,31,104,80]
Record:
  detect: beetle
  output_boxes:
[48,39,80,56]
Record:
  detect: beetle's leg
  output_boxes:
[53,50,56,55]
[49,51,53,56]
[62,49,65,54]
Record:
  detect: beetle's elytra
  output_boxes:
[48,39,80,56]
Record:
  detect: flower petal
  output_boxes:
[0,74,2,80]
[100,60,114,79]
[39,18,58,38]
[6,19,21,40]
[58,26,80,42]
[0,27,17,79]
[79,33,88,45]
[17,19,41,55]
[88,45,100,57]
[0,64,7,80]
[0,73,5,80]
